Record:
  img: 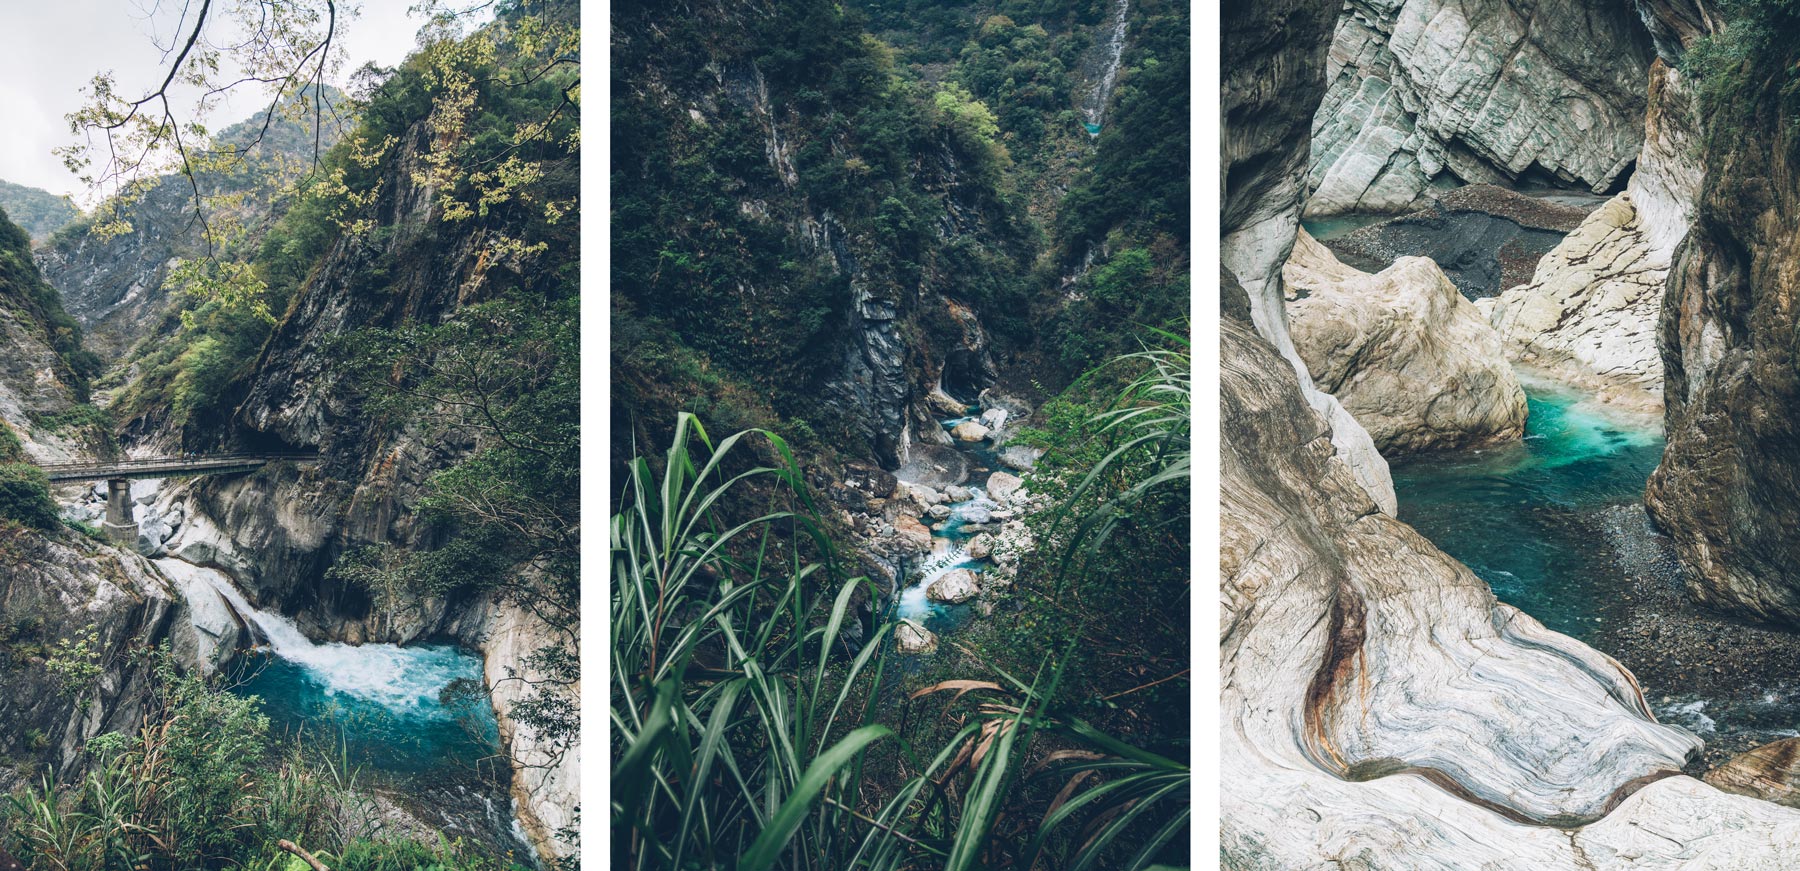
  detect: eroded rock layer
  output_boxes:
[1306,0,1654,216]
[1222,301,1800,869]
[1224,0,1397,514]
[1484,60,1701,410]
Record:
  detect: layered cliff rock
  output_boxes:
[1284,229,1526,453]
[1484,60,1701,409]
[1646,22,1800,624]
[1224,0,1396,514]
[1306,0,1655,217]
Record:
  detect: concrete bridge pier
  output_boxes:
[102,478,137,545]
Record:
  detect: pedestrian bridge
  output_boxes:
[39,452,320,483]
[38,452,319,544]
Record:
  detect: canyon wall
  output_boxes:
[1306,0,1655,216]
[1646,9,1800,624]
[1223,0,1396,514]
[1223,0,1800,864]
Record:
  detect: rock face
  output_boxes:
[1643,17,1800,625]
[1285,229,1526,453]
[1706,738,1800,808]
[896,620,937,654]
[1305,0,1654,217]
[1485,194,1668,408]
[1485,61,1702,410]
[1222,308,1800,867]
[0,208,96,465]
[950,420,990,442]
[1224,0,1397,514]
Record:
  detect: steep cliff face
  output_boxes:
[1223,0,1396,513]
[0,208,99,463]
[1306,0,1655,217]
[0,528,184,791]
[35,97,346,362]
[611,0,1039,473]
[1647,16,1800,624]
[1484,59,1701,409]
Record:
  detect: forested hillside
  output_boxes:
[611,1,1190,869]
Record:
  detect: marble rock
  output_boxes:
[1285,229,1527,453]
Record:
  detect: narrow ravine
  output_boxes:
[1392,373,1800,766]
[1078,0,1131,135]
[893,411,1006,638]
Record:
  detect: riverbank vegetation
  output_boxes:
[610,331,1190,870]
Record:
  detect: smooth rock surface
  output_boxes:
[1706,738,1800,808]
[896,619,937,654]
[985,471,1023,505]
[1485,195,1668,409]
[1224,0,1397,514]
[1285,229,1527,453]
[1222,311,1800,866]
[951,420,990,442]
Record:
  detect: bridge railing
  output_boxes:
[38,452,322,481]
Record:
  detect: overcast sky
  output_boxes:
[0,1,430,204]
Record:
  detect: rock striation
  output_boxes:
[1222,305,1800,868]
[1285,229,1526,453]
[1484,60,1702,410]
[1645,44,1800,624]
[1305,0,1654,217]
[1224,0,1397,514]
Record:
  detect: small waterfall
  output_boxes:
[155,558,483,721]
[1079,0,1131,135]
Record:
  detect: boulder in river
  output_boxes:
[926,504,953,521]
[967,533,995,560]
[999,445,1043,471]
[927,568,980,604]
[978,389,1033,423]
[906,483,946,508]
[959,506,992,525]
[986,471,1023,504]
[945,485,972,502]
[1284,229,1527,455]
[951,421,990,442]
[1484,194,1670,411]
[896,620,937,655]
[894,515,933,551]
[1705,738,1800,808]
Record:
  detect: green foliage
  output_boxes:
[0,420,22,462]
[1682,0,1800,157]
[47,632,107,700]
[0,463,60,531]
[611,413,1188,870]
[4,649,513,871]
[0,207,101,395]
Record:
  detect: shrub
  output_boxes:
[0,463,59,531]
